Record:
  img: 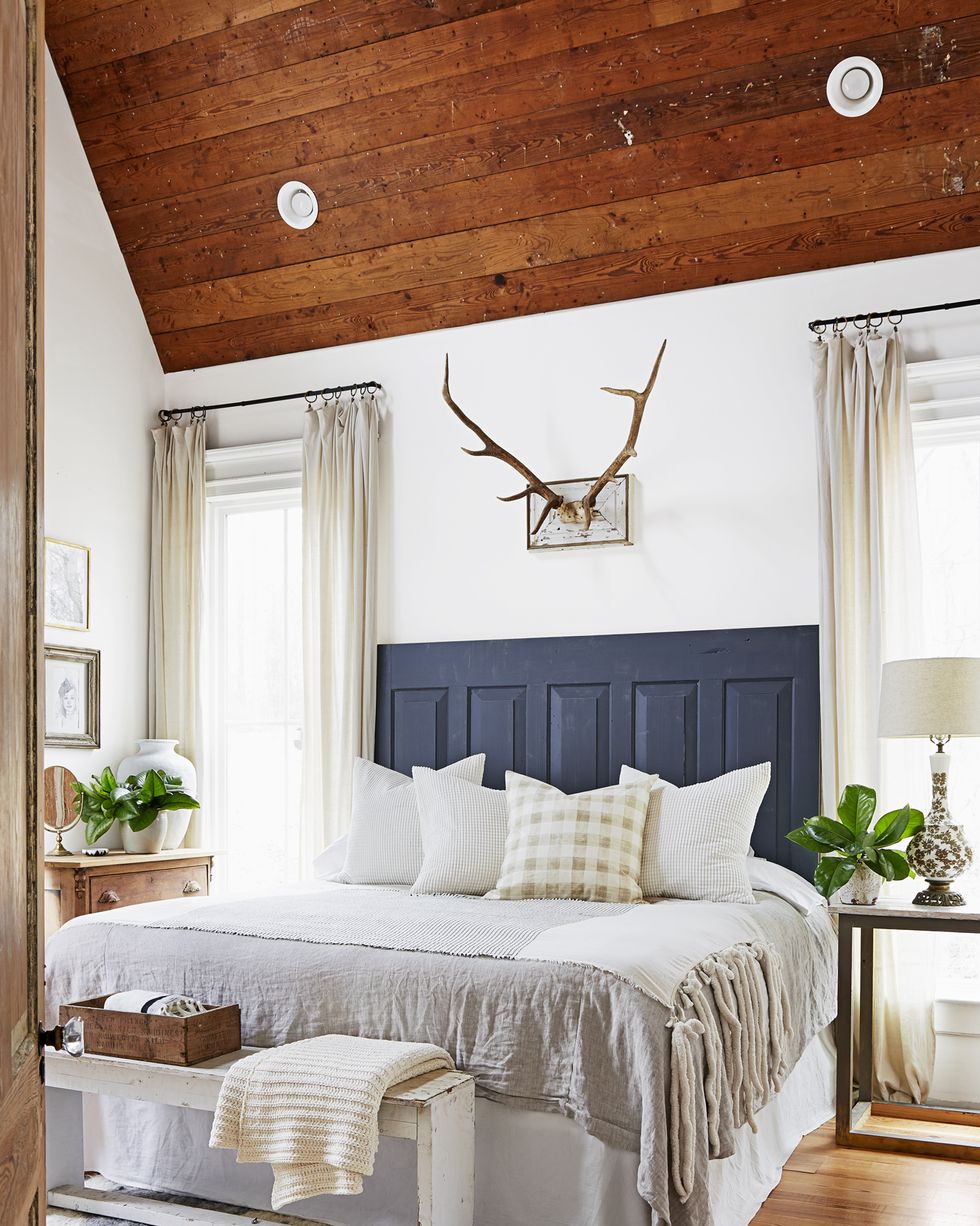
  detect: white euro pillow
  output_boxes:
[410,768,507,896]
[338,754,485,886]
[620,762,770,904]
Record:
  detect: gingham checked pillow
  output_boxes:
[620,762,770,904]
[491,772,651,903]
[338,754,485,886]
[410,767,507,896]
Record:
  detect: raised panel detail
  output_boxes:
[724,678,794,865]
[468,686,526,789]
[633,681,699,785]
[389,688,449,776]
[548,683,610,794]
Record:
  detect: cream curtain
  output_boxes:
[302,395,379,864]
[812,327,934,1102]
[148,420,206,846]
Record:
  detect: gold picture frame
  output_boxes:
[44,537,90,631]
[44,645,100,748]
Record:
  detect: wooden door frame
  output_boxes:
[1,0,45,1218]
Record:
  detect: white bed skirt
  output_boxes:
[84,1028,834,1226]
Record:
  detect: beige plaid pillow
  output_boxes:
[492,772,650,902]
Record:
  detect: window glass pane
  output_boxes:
[207,491,303,893]
[914,427,980,996]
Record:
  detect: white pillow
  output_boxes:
[747,856,824,915]
[410,768,507,896]
[620,762,770,904]
[491,772,650,903]
[312,833,348,880]
[339,755,485,885]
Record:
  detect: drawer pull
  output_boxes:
[97,889,120,905]
[182,879,202,895]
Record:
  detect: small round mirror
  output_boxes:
[44,764,80,856]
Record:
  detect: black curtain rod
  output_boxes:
[808,297,980,334]
[158,380,382,423]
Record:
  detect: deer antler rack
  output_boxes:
[580,339,667,529]
[442,356,564,534]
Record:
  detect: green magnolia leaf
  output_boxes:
[837,784,877,836]
[903,808,925,840]
[872,805,911,846]
[876,848,912,881]
[785,826,826,853]
[127,811,160,833]
[813,855,857,898]
[85,814,114,845]
[152,793,201,811]
[805,816,854,851]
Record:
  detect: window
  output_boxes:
[911,364,980,998]
[205,445,304,892]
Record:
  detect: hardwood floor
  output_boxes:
[752,1122,980,1225]
[47,1123,980,1225]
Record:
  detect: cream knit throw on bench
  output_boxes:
[209,1035,454,1209]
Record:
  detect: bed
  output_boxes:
[44,626,835,1226]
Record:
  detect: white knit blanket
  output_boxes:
[209,1035,453,1209]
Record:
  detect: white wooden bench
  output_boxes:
[45,1047,475,1226]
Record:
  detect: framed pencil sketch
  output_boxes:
[44,645,100,748]
[45,537,90,631]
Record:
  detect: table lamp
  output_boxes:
[879,656,980,906]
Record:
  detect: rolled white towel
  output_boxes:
[103,990,206,1017]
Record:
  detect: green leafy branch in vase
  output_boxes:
[785,783,924,898]
[72,767,200,846]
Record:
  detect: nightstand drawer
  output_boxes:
[89,863,209,911]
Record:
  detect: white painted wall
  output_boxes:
[43,52,164,849]
[166,245,980,646]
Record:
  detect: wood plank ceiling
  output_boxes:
[47,0,980,373]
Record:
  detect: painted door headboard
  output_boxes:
[376,625,820,876]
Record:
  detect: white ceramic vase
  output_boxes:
[121,813,169,855]
[117,739,198,850]
[839,861,882,906]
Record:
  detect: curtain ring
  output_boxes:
[887,311,903,328]
[853,314,869,332]
[869,312,884,332]
[832,317,847,335]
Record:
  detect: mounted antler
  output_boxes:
[442,356,564,534]
[580,339,667,529]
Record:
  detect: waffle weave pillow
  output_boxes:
[338,754,485,886]
[620,761,770,904]
[491,772,651,902]
[410,768,508,896]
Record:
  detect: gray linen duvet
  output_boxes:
[44,886,835,1226]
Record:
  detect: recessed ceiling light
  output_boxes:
[277,180,318,229]
[826,56,883,117]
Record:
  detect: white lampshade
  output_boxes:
[878,657,980,738]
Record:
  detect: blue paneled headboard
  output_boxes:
[376,625,820,876]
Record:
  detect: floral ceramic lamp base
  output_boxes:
[906,744,973,907]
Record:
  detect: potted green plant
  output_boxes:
[785,783,924,904]
[73,767,200,855]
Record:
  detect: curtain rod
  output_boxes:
[158,380,382,424]
[808,297,980,334]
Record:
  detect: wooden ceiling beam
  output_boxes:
[138,124,980,334]
[75,0,755,166]
[56,0,525,120]
[117,20,980,286]
[82,0,967,212]
[151,192,980,372]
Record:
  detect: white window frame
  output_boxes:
[204,440,303,888]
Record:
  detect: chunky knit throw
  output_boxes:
[209,1035,453,1209]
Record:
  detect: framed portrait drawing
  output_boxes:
[45,537,90,631]
[44,645,100,748]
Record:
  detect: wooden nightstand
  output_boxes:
[44,849,213,936]
[832,897,980,1161]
